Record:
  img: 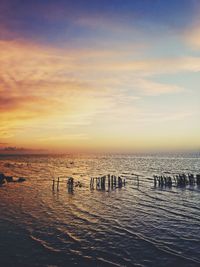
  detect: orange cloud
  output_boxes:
[0,40,117,146]
[0,38,199,151]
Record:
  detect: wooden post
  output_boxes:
[102,176,106,189]
[168,176,172,186]
[153,175,157,187]
[90,177,94,188]
[108,174,110,188]
[57,177,60,191]
[160,176,164,187]
[100,177,103,189]
[97,177,100,189]
[52,179,55,190]
[67,177,74,192]
[114,175,116,186]
[196,174,200,185]
[118,176,122,187]
[123,178,126,186]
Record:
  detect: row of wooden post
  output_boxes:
[52,175,127,191]
[154,174,200,187]
[90,174,126,190]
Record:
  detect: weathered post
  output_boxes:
[108,174,110,188]
[153,175,157,187]
[160,176,164,187]
[102,176,106,190]
[114,175,116,186]
[57,177,60,191]
[101,177,103,189]
[189,173,194,185]
[183,173,187,186]
[168,176,172,187]
[196,174,200,185]
[123,178,126,186]
[164,176,167,186]
[118,176,122,187]
[97,177,100,189]
[67,177,74,192]
[111,175,114,188]
[91,177,95,188]
[52,178,55,190]
[103,176,105,188]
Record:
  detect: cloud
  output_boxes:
[0,39,117,142]
[38,133,89,142]
[135,111,194,123]
[0,38,198,150]
[133,79,184,96]
[1,39,186,119]
[0,40,190,117]
[185,28,200,49]
[90,57,200,75]
[183,6,200,51]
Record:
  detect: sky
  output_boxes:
[0,0,200,153]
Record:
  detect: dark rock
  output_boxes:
[0,178,6,185]
[17,177,26,183]
[0,173,6,184]
[0,172,5,179]
[0,173,13,183]
[5,176,13,182]
[0,172,26,185]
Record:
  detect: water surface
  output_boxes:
[0,154,200,266]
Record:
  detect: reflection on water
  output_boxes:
[0,154,200,266]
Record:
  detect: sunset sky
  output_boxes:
[0,0,200,153]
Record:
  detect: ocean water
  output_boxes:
[0,153,200,267]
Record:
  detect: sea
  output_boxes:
[0,153,200,267]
